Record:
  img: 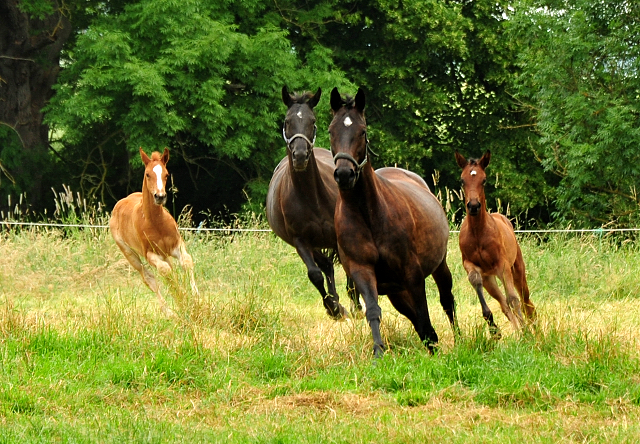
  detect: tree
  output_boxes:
[0,0,72,207]
[44,0,352,218]
[508,0,640,226]
[277,0,551,223]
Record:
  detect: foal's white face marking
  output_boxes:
[344,116,353,127]
[470,170,477,176]
[153,164,164,191]
[296,111,303,119]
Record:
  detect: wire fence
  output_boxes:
[2,220,640,235]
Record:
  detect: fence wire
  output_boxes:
[2,220,640,235]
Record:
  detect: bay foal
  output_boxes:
[455,150,535,337]
[110,148,197,312]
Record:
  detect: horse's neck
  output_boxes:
[141,182,166,222]
[290,151,326,195]
[466,204,493,236]
[341,164,381,223]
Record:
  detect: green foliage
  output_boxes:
[45,0,351,217]
[508,0,640,226]
[277,0,550,221]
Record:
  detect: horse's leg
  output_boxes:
[174,242,199,296]
[387,287,438,353]
[146,251,173,312]
[346,276,364,316]
[350,266,385,357]
[115,242,159,292]
[463,261,501,338]
[431,258,459,336]
[482,275,521,330]
[512,244,536,322]
[294,240,345,319]
[313,250,348,319]
[500,268,526,328]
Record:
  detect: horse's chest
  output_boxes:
[138,223,179,258]
[464,242,501,272]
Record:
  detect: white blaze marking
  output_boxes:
[344,116,352,127]
[470,170,477,176]
[153,164,164,191]
[296,111,303,119]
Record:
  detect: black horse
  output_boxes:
[266,86,361,319]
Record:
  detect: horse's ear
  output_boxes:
[479,150,491,169]
[330,87,343,112]
[140,147,151,166]
[282,86,293,108]
[454,151,467,170]
[308,88,321,109]
[162,147,170,165]
[355,88,365,112]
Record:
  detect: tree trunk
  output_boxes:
[0,0,71,207]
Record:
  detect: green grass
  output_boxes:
[1,224,639,442]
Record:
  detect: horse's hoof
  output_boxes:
[327,303,349,321]
[373,344,386,358]
[489,327,502,340]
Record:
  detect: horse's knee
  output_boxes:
[468,270,482,287]
[365,304,382,323]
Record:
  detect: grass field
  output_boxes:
[1,218,640,443]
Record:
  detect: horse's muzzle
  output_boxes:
[334,165,356,190]
[154,193,167,206]
[467,200,481,216]
[291,144,311,172]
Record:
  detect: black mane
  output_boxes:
[290,91,316,105]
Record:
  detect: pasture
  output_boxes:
[1,217,640,442]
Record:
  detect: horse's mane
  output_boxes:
[290,91,317,105]
[342,95,356,109]
[150,152,163,161]
[468,158,481,166]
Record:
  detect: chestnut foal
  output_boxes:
[110,148,198,312]
[455,150,535,337]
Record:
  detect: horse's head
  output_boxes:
[455,150,491,217]
[329,87,368,190]
[282,86,321,171]
[140,147,170,206]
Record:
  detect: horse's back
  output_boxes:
[372,167,450,272]
[376,167,431,192]
[376,167,448,233]
[491,213,519,262]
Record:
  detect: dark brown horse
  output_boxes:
[455,150,536,337]
[330,87,457,357]
[266,86,361,319]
